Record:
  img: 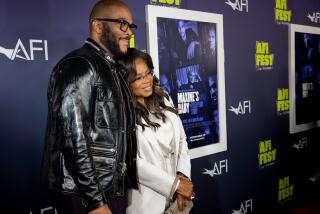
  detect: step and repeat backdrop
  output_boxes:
[0,0,320,213]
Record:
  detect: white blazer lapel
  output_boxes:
[137,112,181,165]
[137,120,163,156]
[163,98,181,157]
[164,111,180,164]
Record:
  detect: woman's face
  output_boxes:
[129,58,154,99]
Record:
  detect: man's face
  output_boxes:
[208,29,216,50]
[178,21,186,40]
[100,6,133,57]
[160,74,171,93]
[188,71,198,83]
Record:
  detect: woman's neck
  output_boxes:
[137,97,146,107]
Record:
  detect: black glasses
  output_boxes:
[93,18,137,32]
[131,70,154,83]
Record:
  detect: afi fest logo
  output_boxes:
[202,159,228,177]
[278,176,294,203]
[231,199,253,214]
[225,0,248,13]
[292,137,307,150]
[277,88,289,114]
[307,12,320,23]
[258,139,276,169]
[275,0,292,24]
[150,0,181,6]
[0,38,48,61]
[229,100,251,115]
[255,41,274,70]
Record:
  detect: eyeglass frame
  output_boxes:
[130,69,154,84]
[92,18,138,32]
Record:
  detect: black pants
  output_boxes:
[52,193,126,214]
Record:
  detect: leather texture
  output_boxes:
[41,38,137,211]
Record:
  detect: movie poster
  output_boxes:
[157,18,218,149]
[295,32,320,124]
[289,24,320,133]
[146,5,227,158]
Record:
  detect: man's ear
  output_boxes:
[92,20,103,34]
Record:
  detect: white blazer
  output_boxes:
[126,110,191,214]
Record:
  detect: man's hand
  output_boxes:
[89,205,112,214]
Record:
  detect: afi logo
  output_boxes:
[202,159,228,177]
[225,0,248,12]
[292,137,307,150]
[229,100,251,115]
[0,38,48,61]
[307,12,320,23]
[29,206,57,214]
[231,199,253,214]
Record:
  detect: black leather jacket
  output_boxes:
[41,38,137,211]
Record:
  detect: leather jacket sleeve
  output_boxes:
[55,58,106,211]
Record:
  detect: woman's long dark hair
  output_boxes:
[121,48,178,130]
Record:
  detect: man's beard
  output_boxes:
[101,25,127,58]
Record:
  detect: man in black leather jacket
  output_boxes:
[41,1,138,214]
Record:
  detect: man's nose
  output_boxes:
[126,27,133,37]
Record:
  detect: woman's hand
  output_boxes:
[176,193,186,211]
[176,192,195,211]
[175,174,195,211]
[176,176,193,199]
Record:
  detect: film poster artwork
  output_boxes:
[295,32,320,125]
[157,17,219,149]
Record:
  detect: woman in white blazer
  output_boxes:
[122,49,194,214]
